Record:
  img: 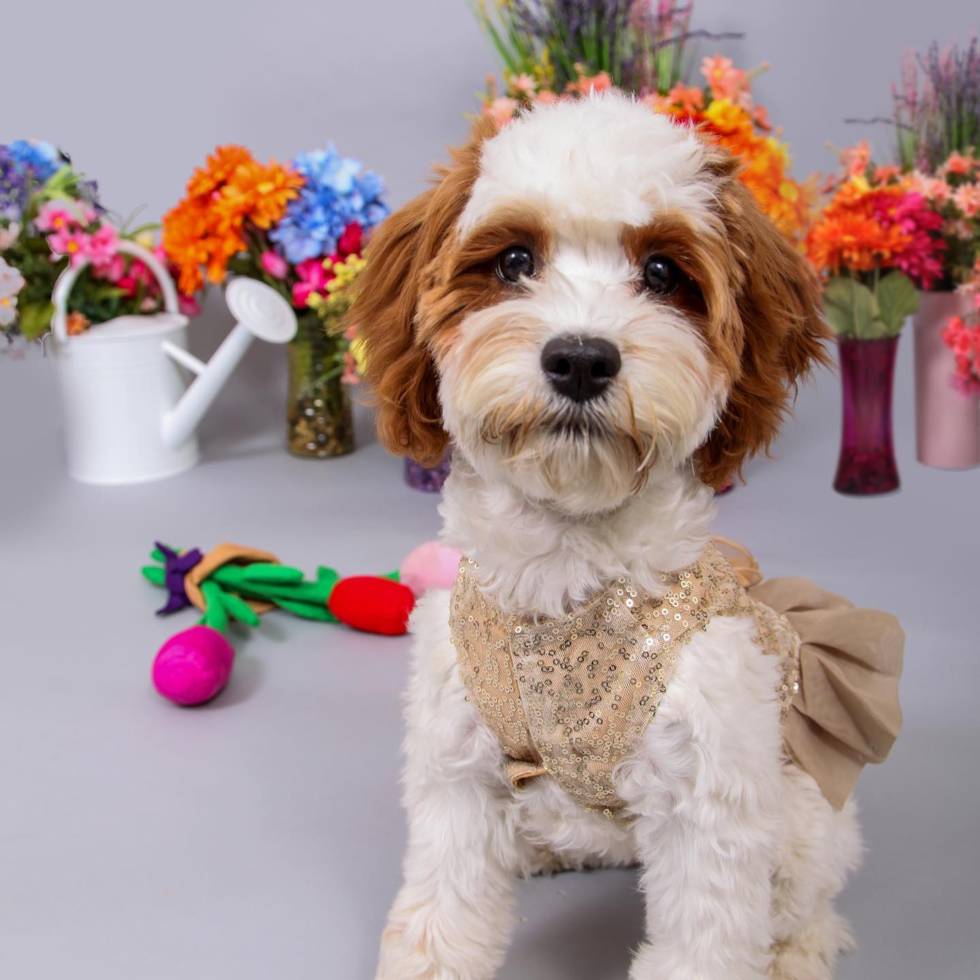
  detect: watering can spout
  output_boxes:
[162,279,297,450]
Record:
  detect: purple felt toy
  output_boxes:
[152,626,235,706]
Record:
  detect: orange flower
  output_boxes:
[163,145,303,294]
[805,186,913,275]
[186,145,253,199]
[666,83,705,113]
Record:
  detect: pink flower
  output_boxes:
[48,228,90,267]
[534,90,558,105]
[873,165,901,185]
[841,141,871,179]
[873,190,947,289]
[260,250,289,279]
[907,172,951,203]
[701,54,746,101]
[116,258,155,298]
[953,183,980,217]
[509,73,538,98]
[484,97,519,128]
[96,253,126,282]
[291,257,333,308]
[36,203,77,233]
[178,293,202,317]
[944,152,977,176]
[86,225,119,272]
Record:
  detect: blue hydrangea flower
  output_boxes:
[7,140,61,182]
[270,144,390,264]
[0,140,66,222]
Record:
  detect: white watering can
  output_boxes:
[50,241,297,485]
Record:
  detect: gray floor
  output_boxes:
[1,321,979,980]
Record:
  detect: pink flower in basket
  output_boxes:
[48,227,90,266]
[85,224,119,271]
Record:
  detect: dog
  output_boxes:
[351,93,902,980]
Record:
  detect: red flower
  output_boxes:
[337,222,363,258]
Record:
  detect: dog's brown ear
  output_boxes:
[351,115,497,464]
[695,177,830,489]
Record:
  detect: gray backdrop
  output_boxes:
[2,3,979,980]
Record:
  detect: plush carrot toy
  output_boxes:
[142,541,437,705]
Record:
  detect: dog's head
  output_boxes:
[352,94,827,514]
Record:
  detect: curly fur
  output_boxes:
[359,94,856,980]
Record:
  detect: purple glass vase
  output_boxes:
[833,336,900,496]
[404,447,452,492]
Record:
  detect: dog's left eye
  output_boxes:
[496,245,535,283]
[643,255,680,296]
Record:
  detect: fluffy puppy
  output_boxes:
[352,93,861,980]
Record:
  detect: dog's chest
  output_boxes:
[450,544,800,816]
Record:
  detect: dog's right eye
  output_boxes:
[496,246,535,283]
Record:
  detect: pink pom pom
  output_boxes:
[399,541,462,598]
[152,626,235,706]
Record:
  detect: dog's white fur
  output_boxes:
[373,96,860,979]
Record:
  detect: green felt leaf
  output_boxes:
[141,566,165,586]
[274,597,336,622]
[380,570,400,581]
[824,277,877,339]
[239,564,304,584]
[875,272,920,335]
[200,581,228,634]
[316,566,339,589]
[219,590,261,628]
[150,546,167,562]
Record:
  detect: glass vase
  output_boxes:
[404,447,452,492]
[286,313,354,459]
[833,336,900,496]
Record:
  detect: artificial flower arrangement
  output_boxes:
[889,40,980,398]
[475,0,813,241]
[804,142,948,495]
[0,140,196,344]
[162,144,388,457]
[805,141,945,339]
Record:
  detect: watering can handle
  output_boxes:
[51,240,181,343]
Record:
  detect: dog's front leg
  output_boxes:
[621,624,786,980]
[627,804,776,980]
[376,606,522,980]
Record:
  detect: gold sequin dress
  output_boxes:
[449,541,903,815]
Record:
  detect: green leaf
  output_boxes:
[17,301,55,340]
[218,590,261,628]
[875,272,920,335]
[274,597,336,622]
[141,566,165,586]
[823,277,876,340]
[200,581,228,634]
[239,564,304,584]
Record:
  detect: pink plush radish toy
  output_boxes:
[152,626,235,706]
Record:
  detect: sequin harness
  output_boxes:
[449,541,803,815]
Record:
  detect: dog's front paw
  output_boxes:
[375,916,498,980]
[375,923,454,980]
[629,943,767,980]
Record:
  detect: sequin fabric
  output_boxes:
[450,542,802,815]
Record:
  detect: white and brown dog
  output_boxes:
[351,93,883,980]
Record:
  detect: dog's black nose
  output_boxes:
[541,336,622,403]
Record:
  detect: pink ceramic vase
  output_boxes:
[913,291,980,469]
